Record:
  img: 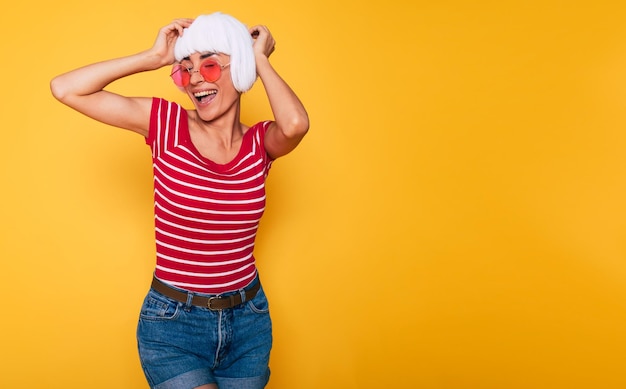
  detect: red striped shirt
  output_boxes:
[146,98,273,293]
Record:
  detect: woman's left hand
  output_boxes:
[249,25,276,59]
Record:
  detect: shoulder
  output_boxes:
[243,121,272,145]
[146,98,189,146]
[246,121,273,137]
[151,97,186,113]
[150,98,189,125]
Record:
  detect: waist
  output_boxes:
[153,261,258,294]
[150,275,260,310]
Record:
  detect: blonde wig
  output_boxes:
[174,12,256,92]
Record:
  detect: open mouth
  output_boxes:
[194,90,217,103]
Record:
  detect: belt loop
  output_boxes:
[184,291,194,310]
[239,288,247,304]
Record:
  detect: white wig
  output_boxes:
[174,12,256,92]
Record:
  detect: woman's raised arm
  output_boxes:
[50,19,193,136]
[250,25,309,159]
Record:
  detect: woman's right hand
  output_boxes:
[149,18,194,67]
[50,18,195,137]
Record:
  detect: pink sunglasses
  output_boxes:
[170,59,230,87]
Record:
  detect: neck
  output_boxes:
[193,103,243,147]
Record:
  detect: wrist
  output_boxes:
[255,56,272,75]
[139,49,173,71]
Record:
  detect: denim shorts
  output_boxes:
[136,275,272,389]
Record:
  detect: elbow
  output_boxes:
[50,77,64,101]
[50,76,70,103]
[282,114,309,140]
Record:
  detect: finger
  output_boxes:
[249,26,261,39]
[173,18,194,25]
[249,25,268,38]
[171,18,194,35]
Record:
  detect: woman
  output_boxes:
[50,12,309,389]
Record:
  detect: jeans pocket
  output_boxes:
[139,290,181,321]
[247,286,270,314]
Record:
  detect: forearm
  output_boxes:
[50,50,163,102]
[256,57,309,138]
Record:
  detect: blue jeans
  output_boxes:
[136,276,272,389]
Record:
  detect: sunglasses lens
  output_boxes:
[170,65,189,87]
[199,60,221,82]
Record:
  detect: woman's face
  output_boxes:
[178,52,240,121]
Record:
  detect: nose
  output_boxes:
[189,69,204,84]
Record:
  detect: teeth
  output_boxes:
[194,90,217,98]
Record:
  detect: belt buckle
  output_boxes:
[207,296,219,310]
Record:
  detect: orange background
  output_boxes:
[1,1,626,388]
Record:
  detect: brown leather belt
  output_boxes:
[151,276,261,310]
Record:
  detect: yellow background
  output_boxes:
[2,0,626,388]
